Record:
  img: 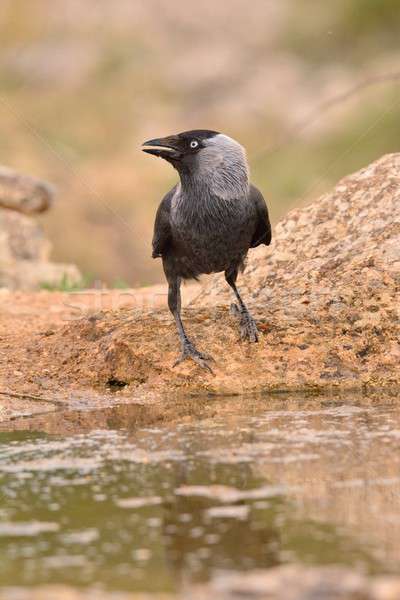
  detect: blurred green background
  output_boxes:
[0,0,399,286]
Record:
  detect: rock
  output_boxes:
[0,210,50,262]
[0,166,81,290]
[0,166,54,214]
[4,155,400,392]
[0,258,81,291]
[192,153,400,390]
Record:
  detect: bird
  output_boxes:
[142,130,271,372]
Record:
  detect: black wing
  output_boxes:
[249,184,272,248]
[151,185,176,258]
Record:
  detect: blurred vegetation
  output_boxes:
[284,0,400,62]
[254,90,400,213]
[0,0,399,285]
[39,273,93,292]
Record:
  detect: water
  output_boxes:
[1,394,400,595]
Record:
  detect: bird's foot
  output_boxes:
[173,340,215,373]
[230,303,259,343]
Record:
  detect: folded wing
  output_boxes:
[152,186,176,258]
[249,184,272,248]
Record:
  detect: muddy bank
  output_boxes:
[16,301,400,401]
[0,286,201,419]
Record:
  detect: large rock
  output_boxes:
[11,154,400,395]
[197,153,400,315]
[193,153,400,389]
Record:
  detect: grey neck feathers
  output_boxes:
[179,134,249,201]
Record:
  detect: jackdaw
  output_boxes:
[142,130,271,371]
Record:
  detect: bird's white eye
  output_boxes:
[190,140,199,149]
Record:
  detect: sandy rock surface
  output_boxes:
[0,155,399,415]
[195,152,400,388]
[0,285,199,419]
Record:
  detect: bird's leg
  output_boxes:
[168,277,214,372]
[225,270,259,343]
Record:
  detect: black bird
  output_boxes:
[142,130,271,371]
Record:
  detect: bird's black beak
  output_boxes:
[142,136,182,162]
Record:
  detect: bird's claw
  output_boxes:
[230,303,259,343]
[240,315,259,343]
[173,341,215,373]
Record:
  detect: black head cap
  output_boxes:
[176,129,219,141]
[141,129,220,164]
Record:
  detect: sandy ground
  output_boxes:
[0,271,398,424]
[0,280,399,424]
[0,284,199,420]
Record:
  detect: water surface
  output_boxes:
[1,394,399,593]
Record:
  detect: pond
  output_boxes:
[1,393,400,596]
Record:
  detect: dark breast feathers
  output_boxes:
[152,184,271,280]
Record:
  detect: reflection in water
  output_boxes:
[0,394,399,593]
